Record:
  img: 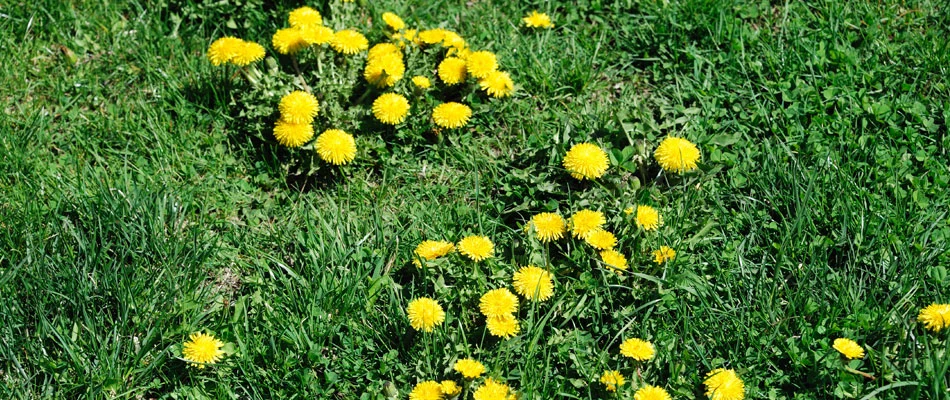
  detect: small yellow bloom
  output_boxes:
[522,11,554,29]
[599,370,625,392]
[833,338,865,359]
[409,380,442,400]
[454,358,486,379]
[634,385,672,400]
[414,240,455,261]
[364,53,405,88]
[479,70,514,98]
[653,246,676,264]
[432,102,472,129]
[278,91,319,124]
[458,235,493,262]
[372,93,410,125]
[654,136,701,174]
[485,314,520,338]
[529,212,566,242]
[704,369,745,400]
[330,29,369,54]
[438,57,468,85]
[207,37,244,66]
[181,332,225,368]
[406,297,445,332]
[569,209,606,239]
[273,120,314,148]
[473,378,513,400]
[381,12,406,31]
[635,205,663,231]
[272,27,309,55]
[231,41,266,66]
[315,129,357,165]
[563,143,609,180]
[585,229,617,250]
[300,25,334,46]
[512,266,554,301]
[440,380,461,396]
[288,7,322,28]
[619,338,655,361]
[479,288,518,317]
[600,250,628,273]
[418,29,447,45]
[918,303,950,332]
[412,76,432,89]
[466,51,498,79]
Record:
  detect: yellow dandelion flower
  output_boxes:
[512,266,554,301]
[522,11,554,29]
[315,129,357,165]
[480,288,518,317]
[441,381,460,396]
[437,57,468,85]
[300,25,334,46]
[330,29,368,54]
[833,338,864,359]
[563,143,609,180]
[635,205,663,231]
[654,136,701,174]
[414,240,455,261]
[704,369,745,400]
[466,51,498,79]
[479,70,514,98]
[918,303,950,332]
[372,93,410,125]
[368,43,402,61]
[231,41,266,66]
[432,102,472,129]
[272,28,309,55]
[441,31,466,49]
[569,209,606,239]
[207,37,244,66]
[289,6,322,28]
[624,206,634,215]
[653,246,676,264]
[486,314,520,339]
[392,28,418,47]
[364,52,405,87]
[529,212,566,242]
[458,235,493,262]
[600,250,628,273]
[635,385,672,400]
[619,338,655,361]
[448,46,472,60]
[585,229,617,250]
[600,370,625,392]
[409,380,443,400]
[273,120,314,148]
[381,12,405,31]
[454,358,486,379]
[473,378,512,400]
[412,76,432,89]
[182,332,225,368]
[418,29,447,45]
[406,297,445,332]
[278,91,319,124]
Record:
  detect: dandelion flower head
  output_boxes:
[331,29,369,54]
[704,369,745,400]
[418,29,447,45]
[364,53,406,88]
[522,11,554,29]
[207,37,244,66]
[300,25,334,45]
[918,303,950,332]
[231,41,266,66]
[406,297,446,332]
[368,43,402,61]
[438,57,468,85]
[381,12,406,31]
[486,314,521,338]
[441,381,461,396]
[600,250,628,273]
[289,7,322,28]
[479,70,515,98]
[458,235,493,262]
[634,385,672,400]
[182,332,225,368]
[833,338,865,359]
[414,240,455,261]
[372,93,410,125]
[620,338,655,361]
[636,205,663,231]
[273,120,314,148]
[653,246,676,264]
[279,91,319,124]
[412,76,432,89]
[599,370,625,392]
[473,378,512,400]
[479,288,518,317]
[466,51,498,79]
[272,27,309,55]
[440,31,466,49]
[432,102,472,129]
[315,129,357,165]
[563,143,609,180]
[512,266,554,301]
[529,212,566,242]
[409,380,443,400]
[585,229,617,250]
[570,209,606,239]
[454,358,486,379]
[655,136,701,174]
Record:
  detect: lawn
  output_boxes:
[1,0,949,399]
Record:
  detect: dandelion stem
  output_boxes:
[290,55,312,93]
[844,367,876,380]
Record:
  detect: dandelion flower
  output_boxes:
[273,120,314,148]
[473,378,512,400]
[563,143,609,180]
[418,29,447,45]
[833,338,865,359]
[529,212,566,242]
[479,70,514,98]
[381,12,406,31]
[466,51,498,79]
[300,25,334,45]
[392,28,418,47]
[289,6,322,28]
[272,28,309,55]
[438,57,468,85]
[207,37,244,66]
[585,229,617,250]
[441,381,460,396]
[655,136,701,173]
[522,11,554,29]
[414,240,455,261]
[512,266,554,301]
[624,206,635,215]
[412,76,432,89]
[454,358,486,379]
[432,102,472,129]
[653,246,676,264]
[409,380,443,400]
[279,91,319,124]
[440,31,466,49]
[368,43,402,61]
[918,303,950,332]
[635,205,663,231]
[600,370,625,392]
[569,209,606,239]
[486,314,520,338]
[458,235,493,262]
[620,338,655,361]
[704,369,745,400]
[372,93,410,124]
[635,385,672,400]
[331,29,369,54]
[480,288,518,317]
[600,250,628,273]
[406,297,445,332]
[315,129,357,165]
[182,332,225,368]
[231,41,266,66]
[364,53,405,88]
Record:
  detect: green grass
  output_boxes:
[1,0,949,398]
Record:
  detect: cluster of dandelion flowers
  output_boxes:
[479,70,515,98]
[438,57,468,85]
[273,121,314,148]
[458,235,493,262]
[414,240,455,261]
[480,288,518,317]
[635,385,672,400]
[523,11,554,28]
[636,205,663,231]
[529,212,566,242]
[704,369,745,400]
[288,6,322,27]
[653,246,676,264]
[833,338,865,359]
[600,249,628,273]
[918,303,950,332]
[454,358,486,379]
[279,91,319,124]
[381,12,406,31]
[272,28,309,55]
[654,136,701,174]
[512,266,554,301]
[364,52,405,88]
[585,229,617,250]
[409,381,442,400]
[473,378,513,400]
[620,338,656,361]
[372,93,410,125]
[207,37,265,67]
[466,51,498,79]
[315,129,357,165]
[412,76,432,89]
[433,102,473,129]
[563,142,609,180]
[570,209,606,239]
[441,381,460,396]
[182,332,225,368]
[330,29,369,54]
[406,297,445,332]
[599,370,625,392]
